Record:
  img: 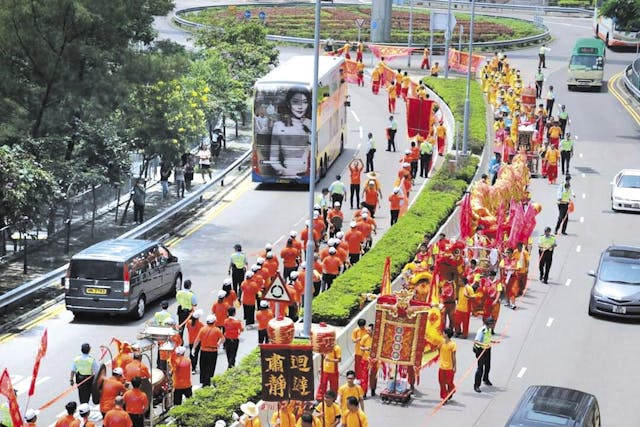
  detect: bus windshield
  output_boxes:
[569,55,604,70]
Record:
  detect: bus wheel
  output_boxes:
[594,25,599,38]
[340,136,344,154]
[319,158,326,178]
[605,33,610,47]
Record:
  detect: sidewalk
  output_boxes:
[0,127,252,296]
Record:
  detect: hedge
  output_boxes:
[421,77,486,155]
[170,77,486,425]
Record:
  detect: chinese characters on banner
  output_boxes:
[260,344,315,401]
[447,48,485,74]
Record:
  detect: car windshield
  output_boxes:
[599,260,640,285]
[618,174,640,188]
[569,55,603,70]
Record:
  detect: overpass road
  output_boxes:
[2,8,639,427]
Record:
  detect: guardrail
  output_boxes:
[174,5,550,50]
[420,0,592,16]
[0,150,252,313]
[623,57,640,101]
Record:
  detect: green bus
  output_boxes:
[567,38,606,91]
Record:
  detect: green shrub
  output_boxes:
[421,78,486,155]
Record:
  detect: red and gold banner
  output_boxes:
[371,291,429,366]
[260,344,314,402]
[406,98,434,139]
[0,369,23,427]
[380,257,392,295]
[447,48,485,74]
[28,329,48,397]
[368,44,418,61]
[343,59,359,84]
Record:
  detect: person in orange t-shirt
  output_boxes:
[211,290,229,333]
[409,141,420,179]
[194,315,224,387]
[55,402,78,427]
[100,369,126,416]
[281,239,300,280]
[123,353,150,382]
[289,231,303,258]
[241,272,258,326]
[321,248,343,291]
[361,181,380,218]
[388,187,404,226]
[256,300,274,343]
[344,223,363,265]
[223,307,244,368]
[301,222,320,251]
[123,377,148,427]
[102,397,132,427]
[71,404,96,427]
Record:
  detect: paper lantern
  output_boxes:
[267,316,295,344]
[311,322,336,354]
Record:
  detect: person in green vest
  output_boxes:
[0,402,12,427]
[153,300,176,326]
[560,132,574,176]
[70,342,100,403]
[534,68,544,99]
[473,317,496,393]
[419,137,434,178]
[176,279,197,340]
[555,182,575,236]
[538,226,557,284]
[558,104,570,138]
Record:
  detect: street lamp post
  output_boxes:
[302,0,323,339]
[407,0,414,68]
[461,0,476,155]
[444,0,453,78]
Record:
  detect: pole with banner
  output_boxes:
[444,0,453,78]
[462,0,476,155]
[0,369,23,427]
[26,329,48,408]
[408,0,414,68]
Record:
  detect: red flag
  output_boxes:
[380,256,392,295]
[494,201,506,248]
[28,329,48,397]
[517,204,538,243]
[0,369,23,427]
[507,203,525,248]
[342,59,359,84]
[406,98,434,139]
[459,193,473,240]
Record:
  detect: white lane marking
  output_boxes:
[14,376,50,396]
[581,193,586,199]
[351,110,360,122]
[517,367,527,378]
[579,216,584,223]
[565,278,572,287]
[273,234,285,246]
[546,317,554,327]
[579,153,583,158]
[576,245,582,253]
[359,126,363,139]
[293,215,306,226]
[581,173,586,178]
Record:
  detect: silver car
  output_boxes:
[588,246,640,319]
[611,169,640,212]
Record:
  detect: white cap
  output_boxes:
[290,271,299,279]
[223,277,232,285]
[265,252,273,259]
[251,264,260,272]
[113,367,123,376]
[405,149,411,154]
[175,346,187,355]
[403,162,410,168]
[336,231,344,239]
[305,219,310,226]
[329,247,337,254]
[314,204,321,210]
[350,221,357,228]
[328,238,337,247]
[393,187,400,194]
[289,230,297,237]
[246,271,254,278]
[257,257,265,265]
[260,300,269,308]
[334,201,341,207]
[192,308,203,319]
[362,212,369,218]
[265,243,272,250]
[313,212,319,219]
[217,290,227,299]
[78,404,90,416]
[206,314,216,324]
[25,409,39,421]
[362,207,369,212]
[215,421,227,427]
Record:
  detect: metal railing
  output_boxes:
[0,150,252,312]
[174,5,551,50]
[419,0,592,16]
[623,57,640,101]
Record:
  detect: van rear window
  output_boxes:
[69,260,123,281]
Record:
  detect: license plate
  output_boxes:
[612,306,626,314]
[86,287,107,295]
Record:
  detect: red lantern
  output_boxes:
[267,316,295,344]
[311,322,336,354]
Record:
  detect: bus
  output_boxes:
[567,38,606,91]
[252,55,348,184]
[594,9,640,48]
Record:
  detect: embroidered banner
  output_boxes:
[406,98,434,139]
[260,344,314,401]
[368,44,418,61]
[447,48,485,74]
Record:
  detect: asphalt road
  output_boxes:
[2,7,639,427]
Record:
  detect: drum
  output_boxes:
[521,87,536,107]
[151,368,165,397]
[158,341,174,361]
[311,323,336,354]
[267,316,295,344]
[91,363,107,405]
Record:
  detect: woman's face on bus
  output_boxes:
[289,93,309,119]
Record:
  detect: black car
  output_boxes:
[588,245,640,319]
[505,385,601,427]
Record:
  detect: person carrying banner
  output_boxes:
[435,122,447,156]
[387,81,397,114]
[316,344,342,401]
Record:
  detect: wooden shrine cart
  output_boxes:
[517,125,539,177]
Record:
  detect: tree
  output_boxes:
[599,0,640,31]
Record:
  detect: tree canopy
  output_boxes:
[599,0,640,31]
